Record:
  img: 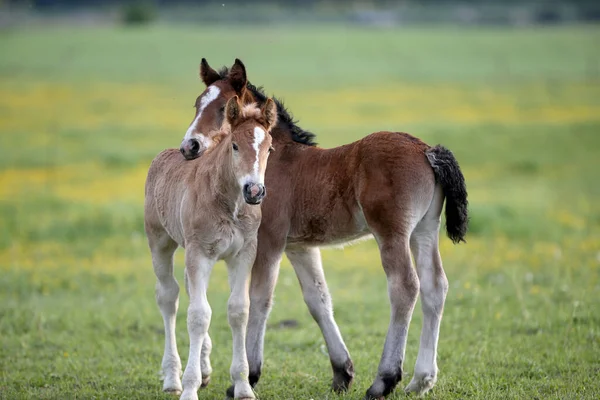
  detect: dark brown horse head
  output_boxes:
[180,58,254,160]
[180,58,317,160]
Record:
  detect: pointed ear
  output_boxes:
[229,58,247,96]
[262,98,278,130]
[225,96,240,126]
[199,58,221,86]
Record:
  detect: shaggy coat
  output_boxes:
[146,96,277,400]
[177,59,468,400]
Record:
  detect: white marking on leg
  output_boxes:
[406,186,446,395]
[226,246,256,399]
[368,236,419,398]
[181,251,215,400]
[200,334,212,386]
[245,251,283,384]
[152,244,183,394]
[286,247,351,368]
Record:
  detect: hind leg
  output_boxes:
[365,235,420,400]
[286,247,354,392]
[149,231,182,394]
[406,191,448,395]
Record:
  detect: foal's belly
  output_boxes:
[286,208,373,248]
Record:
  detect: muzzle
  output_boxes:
[243,183,266,205]
[180,138,204,160]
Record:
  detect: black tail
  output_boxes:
[425,145,468,244]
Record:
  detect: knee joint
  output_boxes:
[228,301,249,327]
[396,273,420,298]
[156,281,180,305]
[251,295,273,313]
[188,306,211,331]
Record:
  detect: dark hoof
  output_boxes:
[227,367,260,398]
[365,369,403,399]
[249,370,261,387]
[227,371,259,399]
[332,359,355,392]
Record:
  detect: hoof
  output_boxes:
[226,385,234,399]
[160,365,183,394]
[363,390,385,400]
[404,373,436,396]
[332,359,355,393]
[226,383,256,398]
[364,387,385,400]
[365,369,402,400]
[180,390,199,400]
[201,376,211,388]
[163,387,182,396]
[162,380,183,395]
[248,370,261,387]
[226,382,255,399]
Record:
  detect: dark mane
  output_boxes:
[217,67,317,146]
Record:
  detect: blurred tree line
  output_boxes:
[2,0,599,25]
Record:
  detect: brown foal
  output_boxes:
[178,59,468,400]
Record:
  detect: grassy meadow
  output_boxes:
[1,23,599,399]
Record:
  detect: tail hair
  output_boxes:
[425,145,469,243]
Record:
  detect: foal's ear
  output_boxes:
[262,98,278,130]
[229,58,247,96]
[225,95,241,125]
[200,58,221,86]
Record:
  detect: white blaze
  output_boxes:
[252,126,266,178]
[183,85,221,147]
[238,126,266,189]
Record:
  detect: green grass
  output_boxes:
[1,23,599,399]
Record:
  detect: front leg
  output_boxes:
[181,247,215,400]
[226,227,286,398]
[225,242,258,399]
[185,272,213,389]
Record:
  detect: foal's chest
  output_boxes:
[200,217,257,260]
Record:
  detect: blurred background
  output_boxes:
[1,1,599,399]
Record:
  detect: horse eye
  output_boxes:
[268,146,275,153]
[232,142,239,151]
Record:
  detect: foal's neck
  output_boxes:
[205,140,244,217]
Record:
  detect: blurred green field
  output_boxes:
[1,24,599,399]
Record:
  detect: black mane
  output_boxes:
[217,67,317,146]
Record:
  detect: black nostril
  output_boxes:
[180,147,185,154]
[190,139,200,154]
[243,184,251,195]
[258,185,266,197]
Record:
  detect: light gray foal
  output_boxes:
[144,96,277,400]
